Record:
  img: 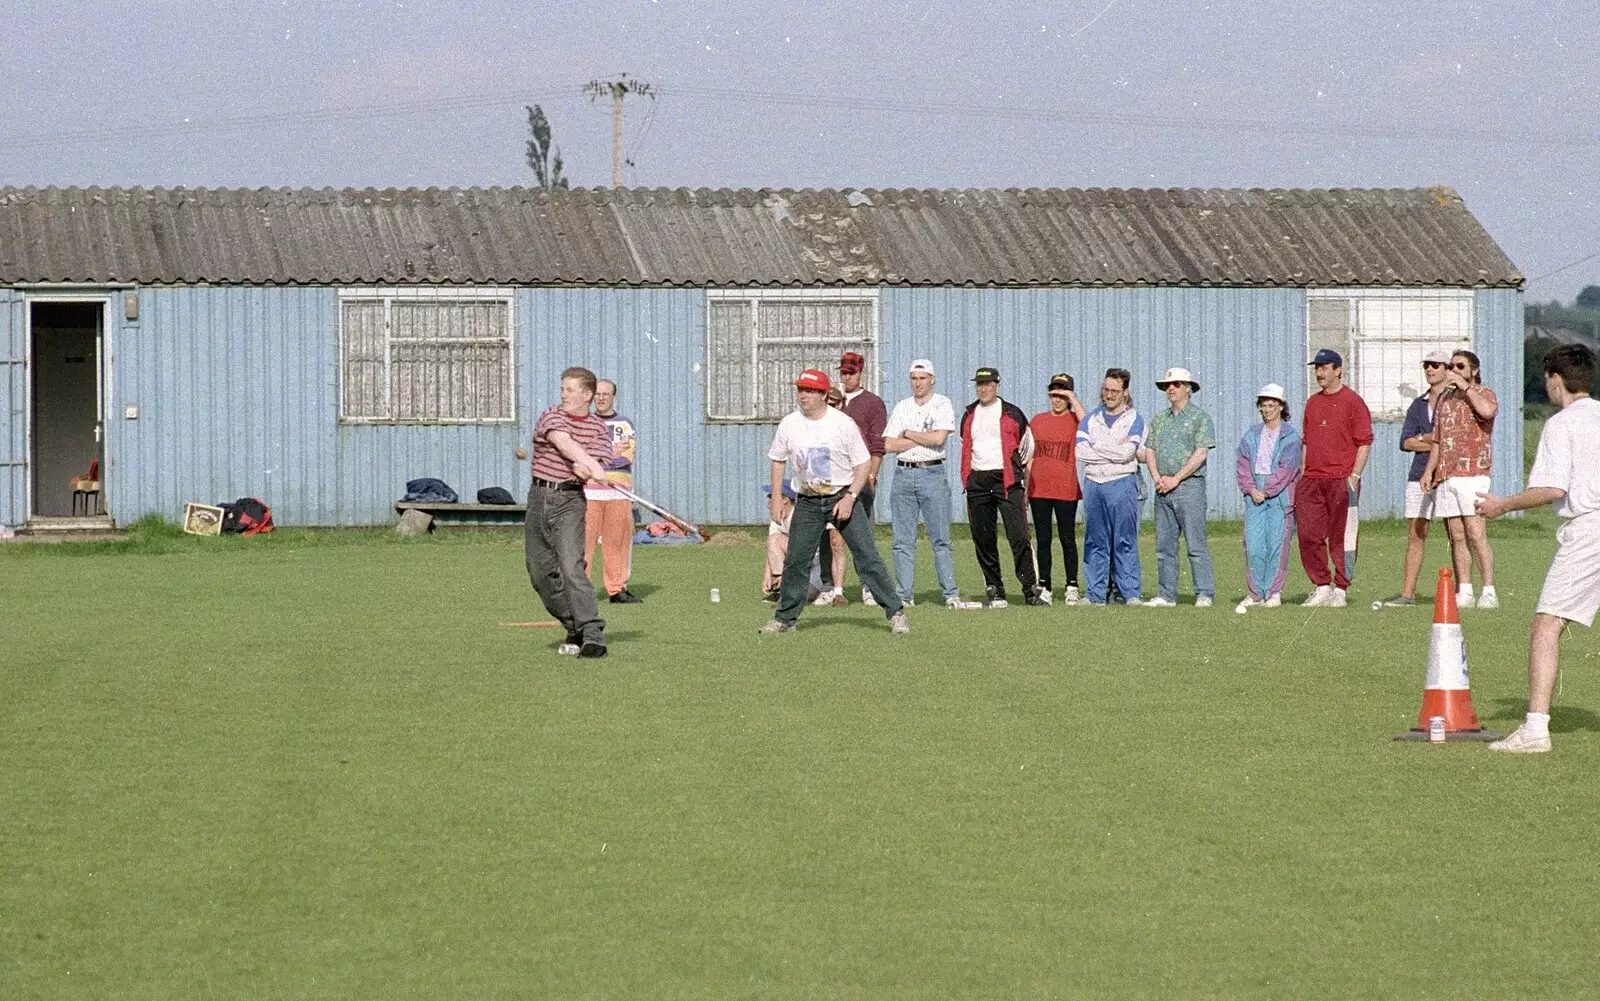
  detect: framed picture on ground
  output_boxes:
[182,502,225,536]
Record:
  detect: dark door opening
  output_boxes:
[31,301,104,518]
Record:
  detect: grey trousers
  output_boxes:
[524,484,606,645]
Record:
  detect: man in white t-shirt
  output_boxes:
[884,359,961,606]
[762,368,909,635]
[1475,344,1599,752]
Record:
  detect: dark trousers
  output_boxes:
[777,491,902,624]
[966,470,1037,596]
[524,484,606,645]
[816,483,874,586]
[1030,497,1080,589]
[1297,476,1351,589]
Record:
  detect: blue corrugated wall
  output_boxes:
[0,284,1524,528]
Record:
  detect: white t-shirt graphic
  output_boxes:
[769,407,870,495]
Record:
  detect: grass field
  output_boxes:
[5,515,1600,999]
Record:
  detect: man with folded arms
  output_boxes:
[884,359,961,606]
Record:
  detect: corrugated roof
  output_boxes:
[0,185,1522,288]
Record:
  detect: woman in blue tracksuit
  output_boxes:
[1234,383,1301,610]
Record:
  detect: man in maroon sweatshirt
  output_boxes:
[814,351,890,604]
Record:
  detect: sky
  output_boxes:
[3,0,1597,302]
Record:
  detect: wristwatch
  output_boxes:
[847,490,860,499]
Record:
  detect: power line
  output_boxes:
[1527,249,1600,284]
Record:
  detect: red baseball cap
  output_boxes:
[795,368,831,392]
[839,352,865,374]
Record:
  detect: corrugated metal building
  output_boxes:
[0,185,1523,529]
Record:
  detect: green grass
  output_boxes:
[4,521,1599,999]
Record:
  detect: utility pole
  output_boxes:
[583,74,655,187]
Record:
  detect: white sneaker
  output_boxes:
[1195,595,1214,609]
[1064,586,1081,606]
[1264,593,1282,608]
[1488,724,1551,753]
[1123,597,1144,607]
[890,610,910,635]
[1330,588,1348,608]
[1144,596,1176,608]
[1478,588,1499,610]
[812,588,836,607]
[862,589,878,607]
[1235,597,1259,613]
[1457,589,1477,609]
[1304,585,1334,607]
[901,597,915,607]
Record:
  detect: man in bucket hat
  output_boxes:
[761,368,909,635]
[1140,367,1217,607]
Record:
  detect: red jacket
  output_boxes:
[959,399,1030,490]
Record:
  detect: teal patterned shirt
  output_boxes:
[1148,403,1217,477]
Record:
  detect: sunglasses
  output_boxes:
[1423,361,1446,369]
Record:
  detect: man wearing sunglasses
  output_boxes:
[1421,349,1499,609]
[1381,352,1452,606]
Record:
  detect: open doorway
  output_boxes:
[30,301,105,519]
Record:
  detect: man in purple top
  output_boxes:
[816,351,891,603]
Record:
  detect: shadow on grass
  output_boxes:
[1485,696,1600,734]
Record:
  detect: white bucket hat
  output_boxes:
[1255,383,1288,404]
[1155,367,1200,391]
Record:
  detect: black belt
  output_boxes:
[799,490,845,500]
[898,458,945,469]
[533,476,583,491]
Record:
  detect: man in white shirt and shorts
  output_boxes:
[1476,343,1600,752]
[761,368,909,635]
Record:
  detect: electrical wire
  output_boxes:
[1527,249,1600,284]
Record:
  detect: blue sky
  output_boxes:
[3,0,1596,299]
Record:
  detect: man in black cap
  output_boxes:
[958,367,1045,607]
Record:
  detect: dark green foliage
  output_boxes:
[524,104,568,190]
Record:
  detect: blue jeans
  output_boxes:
[1154,475,1214,601]
[1082,476,1141,603]
[889,462,959,602]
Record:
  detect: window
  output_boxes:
[339,289,514,423]
[1305,289,1474,420]
[706,290,878,421]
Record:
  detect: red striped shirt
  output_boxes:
[532,406,611,482]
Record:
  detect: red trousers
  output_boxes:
[584,498,633,596]
[1297,477,1350,589]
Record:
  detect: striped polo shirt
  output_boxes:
[532,406,612,483]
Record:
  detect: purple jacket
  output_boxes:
[1235,421,1301,505]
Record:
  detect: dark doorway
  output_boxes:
[31,301,104,518]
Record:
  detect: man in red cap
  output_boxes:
[762,368,908,635]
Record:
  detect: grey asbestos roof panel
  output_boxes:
[0,184,1522,288]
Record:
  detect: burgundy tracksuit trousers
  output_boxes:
[1297,476,1350,589]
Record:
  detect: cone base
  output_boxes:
[1392,728,1504,742]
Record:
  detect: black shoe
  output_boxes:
[762,588,780,603]
[609,589,644,604]
[1024,589,1049,607]
[984,585,1008,607]
[578,642,608,659]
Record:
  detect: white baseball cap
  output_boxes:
[1155,366,1200,391]
[909,359,936,376]
[1255,383,1288,404]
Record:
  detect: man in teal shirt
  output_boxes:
[1140,367,1217,607]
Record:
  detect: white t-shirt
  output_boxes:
[969,400,1005,470]
[1529,397,1600,520]
[768,406,870,495]
[885,393,957,463]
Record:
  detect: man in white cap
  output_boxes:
[884,359,962,606]
[1140,367,1217,607]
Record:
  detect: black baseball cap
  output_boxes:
[973,367,1000,383]
[1047,373,1075,393]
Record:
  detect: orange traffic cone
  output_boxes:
[1395,568,1502,742]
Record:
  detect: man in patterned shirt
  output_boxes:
[527,366,613,659]
[1421,349,1499,609]
[1140,367,1217,608]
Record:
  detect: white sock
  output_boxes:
[1458,585,1474,599]
[1481,585,1497,597]
[1525,712,1551,737]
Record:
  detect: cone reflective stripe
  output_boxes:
[1415,570,1481,731]
[1396,568,1498,741]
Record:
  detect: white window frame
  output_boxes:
[704,288,880,422]
[338,287,516,425]
[1305,288,1475,422]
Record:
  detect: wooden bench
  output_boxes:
[394,501,527,528]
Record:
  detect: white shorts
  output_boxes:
[1538,515,1600,627]
[1403,481,1435,520]
[1433,474,1491,519]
